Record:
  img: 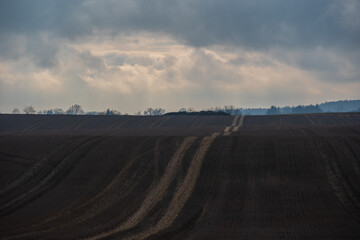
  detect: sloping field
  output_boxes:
[0,113,360,239]
[0,115,233,136]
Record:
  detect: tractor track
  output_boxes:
[0,137,103,217]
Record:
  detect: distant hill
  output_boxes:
[319,100,360,113]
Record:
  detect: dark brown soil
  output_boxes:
[0,113,360,239]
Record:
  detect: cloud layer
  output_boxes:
[0,0,359,112]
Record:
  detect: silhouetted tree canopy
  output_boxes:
[143,108,165,116]
[66,104,84,115]
[291,104,322,114]
[23,106,36,114]
[267,106,280,115]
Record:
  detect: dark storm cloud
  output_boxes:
[0,0,85,68]
[1,0,359,49]
[0,0,87,36]
[130,0,351,49]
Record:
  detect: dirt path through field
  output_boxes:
[84,117,236,240]
[232,115,245,131]
[224,115,245,135]
[127,133,220,240]
[83,137,196,240]
[223,116,239,136]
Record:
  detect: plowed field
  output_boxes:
[1,113,360,239]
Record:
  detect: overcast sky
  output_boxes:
[0,0,359,113]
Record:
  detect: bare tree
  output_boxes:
[105,109,113,115]
[66,104,84,115]
[144,108,166,116]
[187,107,195,113]
[23,106,36,114]
[214,106,222,112]
[224,105,235,115]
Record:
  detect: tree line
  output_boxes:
[8,100,360,116]
[12,105,167,116]
[266,104,323,115]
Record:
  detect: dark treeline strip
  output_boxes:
[7,100,360,116]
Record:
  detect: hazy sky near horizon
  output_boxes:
[0,0,359,113]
